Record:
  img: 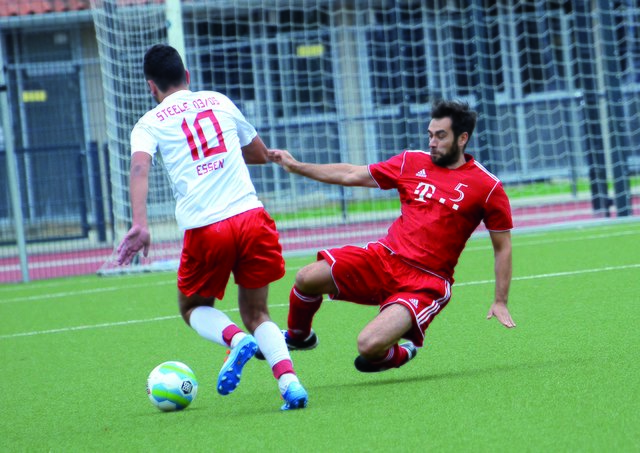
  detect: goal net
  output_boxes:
[92,0,640,275]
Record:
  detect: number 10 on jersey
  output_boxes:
[181,110,228,161]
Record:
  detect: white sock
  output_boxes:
[230,332,247,348]
[189,306,236,347]
[253,321,292,368]
[277,372,299,394]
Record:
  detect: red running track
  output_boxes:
[1,197,638,283]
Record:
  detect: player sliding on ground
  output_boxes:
[116,44,307,410]
[267,99,516,372]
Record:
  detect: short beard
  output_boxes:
[431,141,463,167]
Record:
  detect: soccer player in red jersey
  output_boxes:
[268,99,515,372]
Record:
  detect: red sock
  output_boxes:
[272,359,295,379]
[222,324,243,347]
[373,344,409,368]
[287,286,322,340]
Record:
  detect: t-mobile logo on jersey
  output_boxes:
[414,182,436,201]
[414,182,468,211]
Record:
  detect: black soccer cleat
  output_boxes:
[284,329,319,351]
[354,341,418,373]
[254,329,319,361]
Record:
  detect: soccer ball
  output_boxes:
[146,361,198,411]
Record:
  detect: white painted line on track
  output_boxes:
[1,263,638,341]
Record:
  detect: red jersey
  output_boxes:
[369,151,513,282]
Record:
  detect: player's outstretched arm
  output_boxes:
[117,152,152,265]
[486,230,515,328]
[268,149,376,187]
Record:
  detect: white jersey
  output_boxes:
[130,89,263,230]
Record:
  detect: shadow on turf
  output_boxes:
[313,358,577,389]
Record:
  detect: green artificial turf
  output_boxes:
[1,221,639,452]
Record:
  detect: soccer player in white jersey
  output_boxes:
[117,44,307,410]
[268,100,515,373]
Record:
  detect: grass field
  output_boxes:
[2,221,639,452]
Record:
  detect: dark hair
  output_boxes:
[430,99,477,143]
[143,44,186,92]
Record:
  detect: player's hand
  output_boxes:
[117,224,150,265]
[267,149,298,173]
[486,301,516,328]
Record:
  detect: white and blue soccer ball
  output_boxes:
[146,361,198,411]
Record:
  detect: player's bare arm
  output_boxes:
[486,230,515,328]
[268,149,376,187]
[241,135,269,164]
[117,151,152,265]
[129,151,152,228]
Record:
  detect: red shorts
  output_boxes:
[319,241,451,347]
[178,208,285,299]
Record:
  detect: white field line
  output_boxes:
[0,226,635,305]
[463,228,639,252]
[1,262,638,341]
[1,227,637,296]
[0,280,175,305]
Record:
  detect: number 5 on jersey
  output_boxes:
[181,110,228,161]
[414,182,468,211]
